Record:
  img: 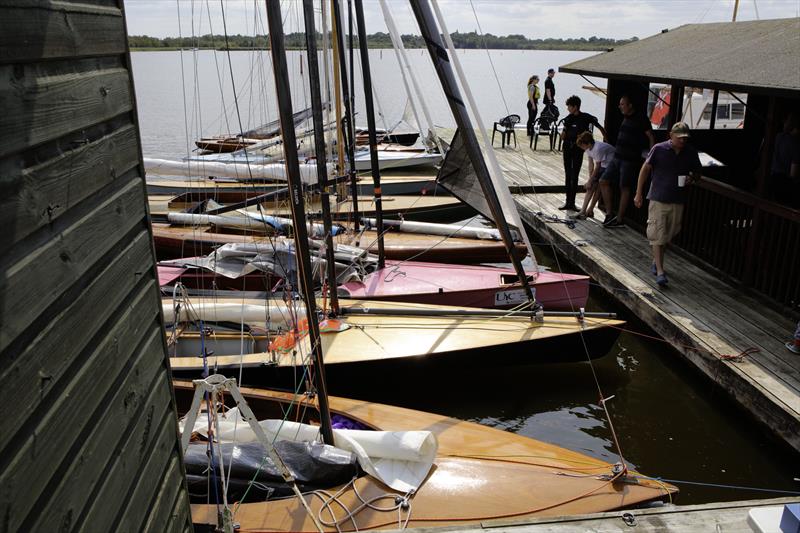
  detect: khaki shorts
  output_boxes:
[646,201,684,245]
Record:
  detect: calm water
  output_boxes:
[132,49,605,159]
[131,50,799,504]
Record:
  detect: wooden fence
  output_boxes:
[627,177,800,309]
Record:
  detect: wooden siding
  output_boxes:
[0,1,191,532]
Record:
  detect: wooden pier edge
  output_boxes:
[517,205,800,453]
[397,497,800,532]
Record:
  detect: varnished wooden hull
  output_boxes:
[146,172,444,196]
[166,298,623,375]
[149,192,473,223]
[173,383,676,532]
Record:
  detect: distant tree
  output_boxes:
[128,32,637,51]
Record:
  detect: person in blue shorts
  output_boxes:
[599,95,655,228]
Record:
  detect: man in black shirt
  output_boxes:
[599,95,655,228]
[543,68,555,107]
[559,95,607,210]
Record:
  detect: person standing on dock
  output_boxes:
[526,75,540,137]
[600,95,655,228]
[559,96,606,211]
[634,122,701,287]
[543,68,556,115]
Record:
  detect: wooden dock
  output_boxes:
[481,137,800,453]
[399,497,800,532]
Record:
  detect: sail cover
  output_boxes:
[182,411,437,493]
[438,129,508,224]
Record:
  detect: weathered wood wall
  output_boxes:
[0,1,191,531]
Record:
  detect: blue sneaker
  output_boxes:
[650,263,657,276]
[656,273,668,287]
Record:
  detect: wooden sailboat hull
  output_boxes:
[194,136,259,153]
[353,148,442,170]
[166,298,623,375]
[146,171,444,196]
[338,260,590,310]
[174,383,676,532]
[151,223,525,264]
[149,192,474,223]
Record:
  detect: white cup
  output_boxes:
[678,175,687,187]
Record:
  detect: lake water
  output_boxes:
[132,49,605,159]
[131,49,799,505]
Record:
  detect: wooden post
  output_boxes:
[742,96,777,285]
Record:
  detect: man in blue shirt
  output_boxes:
[634,122,702,287]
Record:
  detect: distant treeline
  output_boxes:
[129,32,637,51]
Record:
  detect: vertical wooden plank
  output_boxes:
[0,1,191,530]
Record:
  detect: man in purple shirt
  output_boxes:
[634,122,702,287]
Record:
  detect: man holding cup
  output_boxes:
[634,122,702,287]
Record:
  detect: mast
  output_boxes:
[353,0,385,268]
[303,0,341,313]
[409,0,534,302]
[329,0,346,172]
[378,0,444,155]
[332,0,360,230]
[265,0,334,445]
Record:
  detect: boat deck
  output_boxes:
[480,135,800,453]
[400,497,800,532]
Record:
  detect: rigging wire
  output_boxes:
[463,0,632,473]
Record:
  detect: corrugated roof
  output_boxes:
[560,18,800,97]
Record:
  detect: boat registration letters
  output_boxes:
[494,288,531,306]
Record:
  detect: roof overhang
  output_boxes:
[560,18,800,99]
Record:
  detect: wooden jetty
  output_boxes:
[466,74,800,458]
[399,497,800,532]
[0,1,191,531]
[476,139,800,453]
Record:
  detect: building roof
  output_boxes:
[560,18,800,97]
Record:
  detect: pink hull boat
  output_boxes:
[338,260,590,310]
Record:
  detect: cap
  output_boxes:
[671,122,690,137]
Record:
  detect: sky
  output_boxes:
[123,0,800,41]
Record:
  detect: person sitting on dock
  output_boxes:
[634,122,701,287]
[559,95,607,211]
[600,95,655,228]
[574,131,614,219]
[526,75,540,137]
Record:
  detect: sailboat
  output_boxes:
[151,220,527,263]
[176,379,677,531]
[320,0,590,311]
[163,0,618,375]
[175,5,675,529]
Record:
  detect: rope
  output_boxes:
[464,0,634,478]
[633,475,800,496]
